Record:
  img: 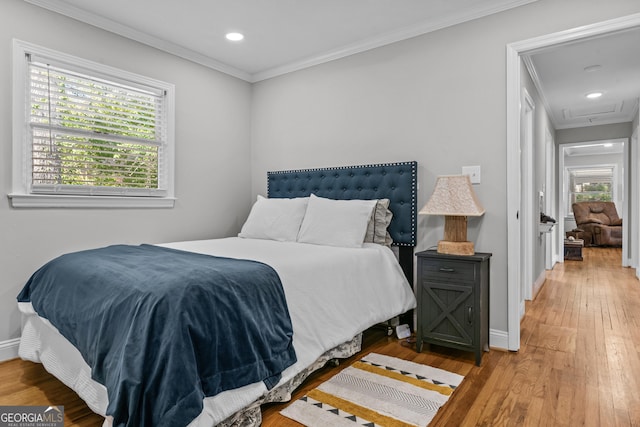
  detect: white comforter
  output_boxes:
[19,237,416,426]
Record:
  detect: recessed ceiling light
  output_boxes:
[225,32,244,42]
[603,143,613,147]
[586,91,603,99]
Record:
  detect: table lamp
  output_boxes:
[420,175,485,255]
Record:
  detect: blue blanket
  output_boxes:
[18,244,297,427]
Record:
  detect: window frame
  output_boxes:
[565,164,617,215]
[9,39,176,208]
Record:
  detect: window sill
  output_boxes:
[8,193,176,209]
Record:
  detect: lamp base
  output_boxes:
[437,240,475,256]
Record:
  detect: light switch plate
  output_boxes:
[462,165,481,184]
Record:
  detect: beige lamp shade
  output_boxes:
[420,175,485,255]
[419,175,485,216]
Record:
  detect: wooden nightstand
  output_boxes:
[415,250,491,366]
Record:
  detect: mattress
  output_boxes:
[18,237,416,426]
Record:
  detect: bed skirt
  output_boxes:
[18,308,362,427]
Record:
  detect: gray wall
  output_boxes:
[251,0,640,341]
[3,0,640,350]
[0,0,252,344]
[557,123,634,145]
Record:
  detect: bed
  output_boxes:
[17,161,418,427]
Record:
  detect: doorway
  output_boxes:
[559,139,626,264]
[506,14,640,352]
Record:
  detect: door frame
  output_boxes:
[544,127,557,269]
[633,125,640,276]
[521,88,535,304]
[559,142,623,255]
[506,12,640,352]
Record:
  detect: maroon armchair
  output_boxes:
[571,202,622,247]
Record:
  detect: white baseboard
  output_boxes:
[532,270,547,299]
[489,328,509,351]
[0,338,20,362]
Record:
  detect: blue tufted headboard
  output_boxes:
[267,161,417,285]
[267,161,417,246]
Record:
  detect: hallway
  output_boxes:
[518,246,640,426]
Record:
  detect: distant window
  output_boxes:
[567,166,614,213]
[10,40,175,208]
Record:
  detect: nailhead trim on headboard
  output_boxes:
[267,161,417,247]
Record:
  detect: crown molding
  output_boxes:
[25,0,537,83]
[23,0,252,81]
[251,0,539,82]
[521,54,560,129]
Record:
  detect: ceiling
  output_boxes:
[25,0,536,82]
[25,0,640,130]
[524,27,640,129]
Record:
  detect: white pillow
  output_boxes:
[297,194,377,248]
[238,195,309,242]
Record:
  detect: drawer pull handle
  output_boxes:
[439,267,455,273]
[467,306,473,325]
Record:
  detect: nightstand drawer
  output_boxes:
[419,259,476,283]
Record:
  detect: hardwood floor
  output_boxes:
[1,246,639,426]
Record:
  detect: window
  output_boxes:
[10,40,175,208]
[567,166,615,213]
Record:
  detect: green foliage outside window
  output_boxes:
[575,192,612,202]
[571,181,612,205]
[31,67,160,189]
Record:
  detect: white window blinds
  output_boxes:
[568,166,614,212]
[27,55,168,197]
